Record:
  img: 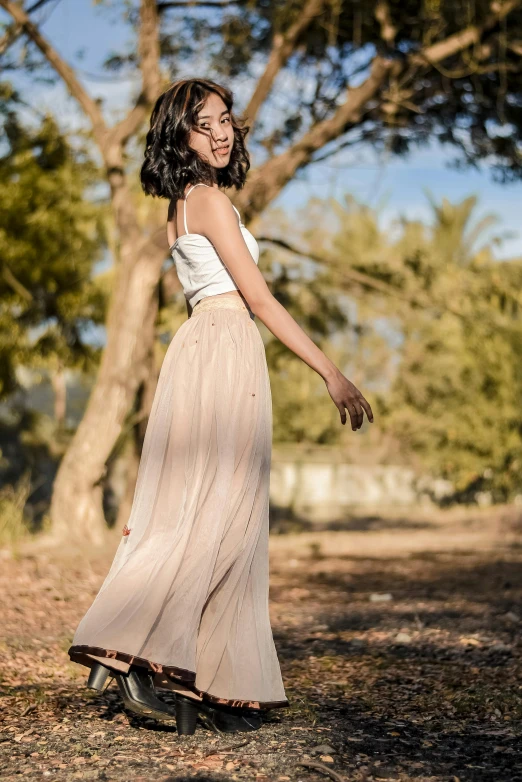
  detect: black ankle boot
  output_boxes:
[115,665,178,721]
[87,662,177,721]
[208,702,263,734]
[174,694,263,735]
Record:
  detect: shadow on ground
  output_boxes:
[269,547,522,781]
[1,516,522,781]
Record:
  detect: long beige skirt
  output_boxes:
[68,295,288,710]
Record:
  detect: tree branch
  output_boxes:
[411,0,522,66]
[507,40,522,55]
[260,237,471,321]
[237,56,394,220]
[0,0,107,143]
[158,0,239,7]
[2,264,33,302]
[375,0,397,46]
[243,0,326,129]
[0,0,161,160]
[110,0,161,149]
[0,0,55,55]
[237,0,522,221]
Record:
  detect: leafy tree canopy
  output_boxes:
[0,102,106,397]
[312,190,522,499]
[2,1,522,183]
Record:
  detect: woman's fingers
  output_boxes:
[326,373,374,429]
[354,400,364,429]
[345,400,362,430]
[346,395,373,429]
[359,395,374,423]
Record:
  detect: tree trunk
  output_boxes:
[49,231,164,545]
[49,138,169,546]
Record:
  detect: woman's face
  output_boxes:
[189,92,234,170]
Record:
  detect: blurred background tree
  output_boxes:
[0,86,106,538]
[0,110,106,402]
[291,191,522,500]
[1,0,522,542]
[380,197,522,501]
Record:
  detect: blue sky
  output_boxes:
[12,0,522,259]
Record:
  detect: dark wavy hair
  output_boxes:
[140,78,250,200]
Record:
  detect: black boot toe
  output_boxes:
[115,665,178,721]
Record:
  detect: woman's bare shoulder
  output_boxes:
[193,185,232,208]
[189,186,236,229]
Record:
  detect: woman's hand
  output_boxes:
[324,368,374,430]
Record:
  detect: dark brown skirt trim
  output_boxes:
[68,645,196,683]
[188,682,289,710]
[68,645,290,711]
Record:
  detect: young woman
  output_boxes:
[68,78,373,735]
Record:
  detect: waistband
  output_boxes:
[190,296,255,319]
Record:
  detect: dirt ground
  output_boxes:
[1,505,522,782]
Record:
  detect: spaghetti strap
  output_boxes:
[184,183,209,235]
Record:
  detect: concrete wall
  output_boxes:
[270,446,453,523]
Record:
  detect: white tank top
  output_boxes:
[169,183,260,308]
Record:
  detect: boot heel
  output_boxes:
[175,695,199,735]
[87,663,110,691]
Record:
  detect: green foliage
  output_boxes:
[0,105,108,537]
[336,194,522,499]
[261,237,351,444]
[274,191,522,499]
[381,212,522,499]
[0,110,107,398]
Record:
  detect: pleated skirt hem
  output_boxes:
[68,644,289,710]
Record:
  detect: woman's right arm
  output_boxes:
[195,188,374,429]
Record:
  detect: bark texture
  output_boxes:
[50,236,164,545]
